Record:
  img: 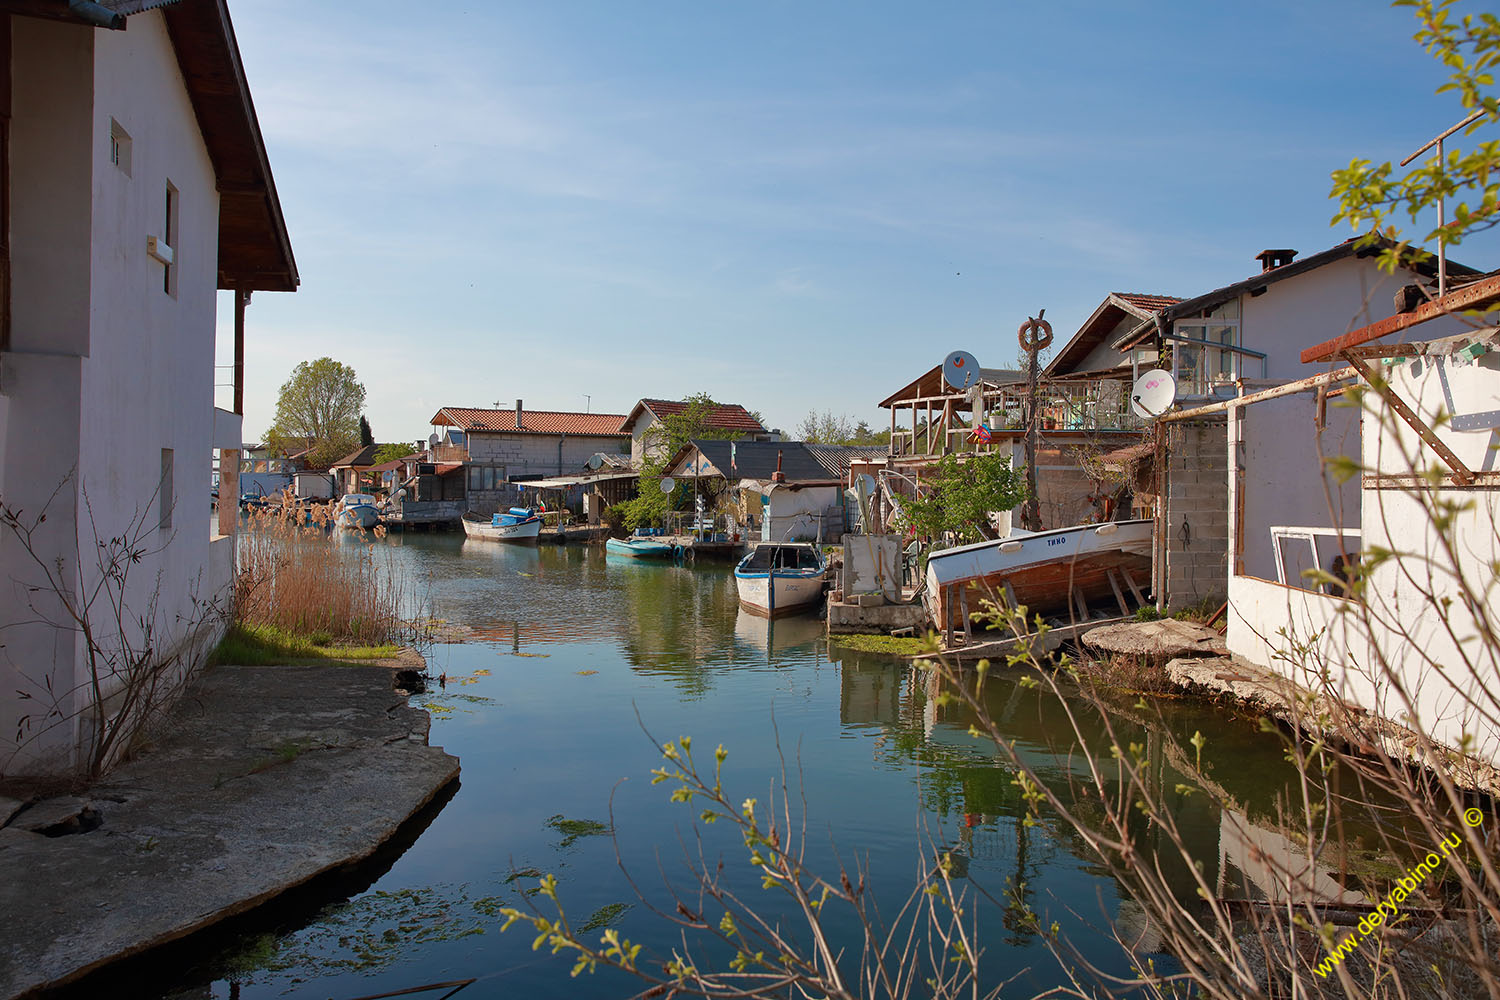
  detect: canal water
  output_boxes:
[156,532,1327,999]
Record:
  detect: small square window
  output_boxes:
[109,118,131,176]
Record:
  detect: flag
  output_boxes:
[731,441,737,472]
[969,424,992,444]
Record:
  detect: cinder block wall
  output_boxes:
[1163,419,1228,611]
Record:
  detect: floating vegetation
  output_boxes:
[577,669,598,676]
[504,867,544,884]
[831,634,934,655]
[546,814,610,848]
[504,651,550,658]
[578,902,631,932]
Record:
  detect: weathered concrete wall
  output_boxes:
[467,431,627,479]
[1162,419,1228,610]
[842,533,901,602]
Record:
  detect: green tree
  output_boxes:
[372,443,409,465]
[894,452,1028,544]
[359,415,374,448]
[264,358,366,470]
[620,394,749,530]
[1330,0,1500,266]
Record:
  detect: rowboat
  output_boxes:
[462,507,542,543]
[606,536,679,559]
[335,493,380,530]
[734,543,827,618]
[924,519,1153,631]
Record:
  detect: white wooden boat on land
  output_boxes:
[924,519,1152,634]
[335,494,380,530]
[734,543,827,618]
[462,507,542,543]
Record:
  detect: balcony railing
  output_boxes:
[431,443,469,463]
[888,379,1142,458]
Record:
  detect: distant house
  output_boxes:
[663,440,885,541]
[329,444,383,496]
[429,401,630,515]
[619,398,771,466]
[0,0,297,777]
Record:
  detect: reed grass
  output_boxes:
[234,497,415,647]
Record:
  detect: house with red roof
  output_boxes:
[619,398,771,466]
[429,400,631,514]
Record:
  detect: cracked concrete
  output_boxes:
[0,662,460,999]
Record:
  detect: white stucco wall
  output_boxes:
[1228,338,1500,767]
[1073,313,1139,373]
[1,14,233,776]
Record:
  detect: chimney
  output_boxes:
[1255,248,1297,273]
[772,449,786,483]
[515,399,523,429]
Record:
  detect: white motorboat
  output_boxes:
[924,519,1153,630]
[461,507,543,543]
[734,542,827,618]
[335,493,380,530]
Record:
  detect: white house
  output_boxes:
[1207,272,1500,769]
[0,0,297,778]
[1127,240,1481,609]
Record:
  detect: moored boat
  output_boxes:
[606,536,680,559]
[462,507,543,543]
[335,493,380,530]
[924,519,1152,631]
[734,542,827,618]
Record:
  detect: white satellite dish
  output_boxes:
[855,473,877,498]
[942,350,982,390]
[428,433,440,447]
[1130,369,1177,419]
[659,477,676,494]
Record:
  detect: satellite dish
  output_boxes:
[1130,369,1177,419]
[856,473,877,498]
[659,477,676,494]
[942,350,982,390]
[428,433,440,446]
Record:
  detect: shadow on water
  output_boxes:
[41,779,462,1000]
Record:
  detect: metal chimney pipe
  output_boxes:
[515,399,523,429]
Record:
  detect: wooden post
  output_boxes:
[233,288,249,415]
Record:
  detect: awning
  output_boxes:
[523,471,640,489]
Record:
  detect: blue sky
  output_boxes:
[217,0,1500,445]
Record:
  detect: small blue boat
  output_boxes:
[606,536,679,560]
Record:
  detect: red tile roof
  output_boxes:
[429,406,629,437]
[1114,292,1184,314]
[622,398,767,434]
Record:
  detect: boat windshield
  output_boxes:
[741,546,822,572]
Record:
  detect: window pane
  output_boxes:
[1175,344,1202,393]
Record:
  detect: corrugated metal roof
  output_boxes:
[802,444,889,478]
[621,399,767,434]
[430,406,629,437]
[668,440,834,482]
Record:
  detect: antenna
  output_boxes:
[942,350,981,390]
[1130,369,1177,419]
[584,394,592,413]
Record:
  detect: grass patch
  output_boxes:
[579,902,631,932]
[546,814,610,848]
[211,623,399,667]
[830,634,935,656]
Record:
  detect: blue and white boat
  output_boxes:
[335,493,380,530]
[733,543,827,618]
[462,507,543,543]
[606,536,679,559]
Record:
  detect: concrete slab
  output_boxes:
[1082,618,1229,660]
[0,662,459,998]
[827,599,928,635]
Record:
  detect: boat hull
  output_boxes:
[336,504,380,530]
[462,517,542,543]
[733,571,826,618]
[606,537,678,559]
[924,520,1153,629]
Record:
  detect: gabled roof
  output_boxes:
[429,406,629,437]
[329,444,381,470]
[802,443,889,478]
[1114,237,1483,351]
[620,399,767,435]
[1045,292,1184,376]
[36,0,298,290]
[665,440,837,483]
[878,366,1025,409]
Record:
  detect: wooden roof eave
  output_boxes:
[162,0,298,292]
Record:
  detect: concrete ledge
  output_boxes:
[0,662,460,998]
[827,599,928,634]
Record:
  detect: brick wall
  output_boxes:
[1163,419,1228,610]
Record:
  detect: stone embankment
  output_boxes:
[0,657,459,998]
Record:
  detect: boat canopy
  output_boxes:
[739,545,823,572]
